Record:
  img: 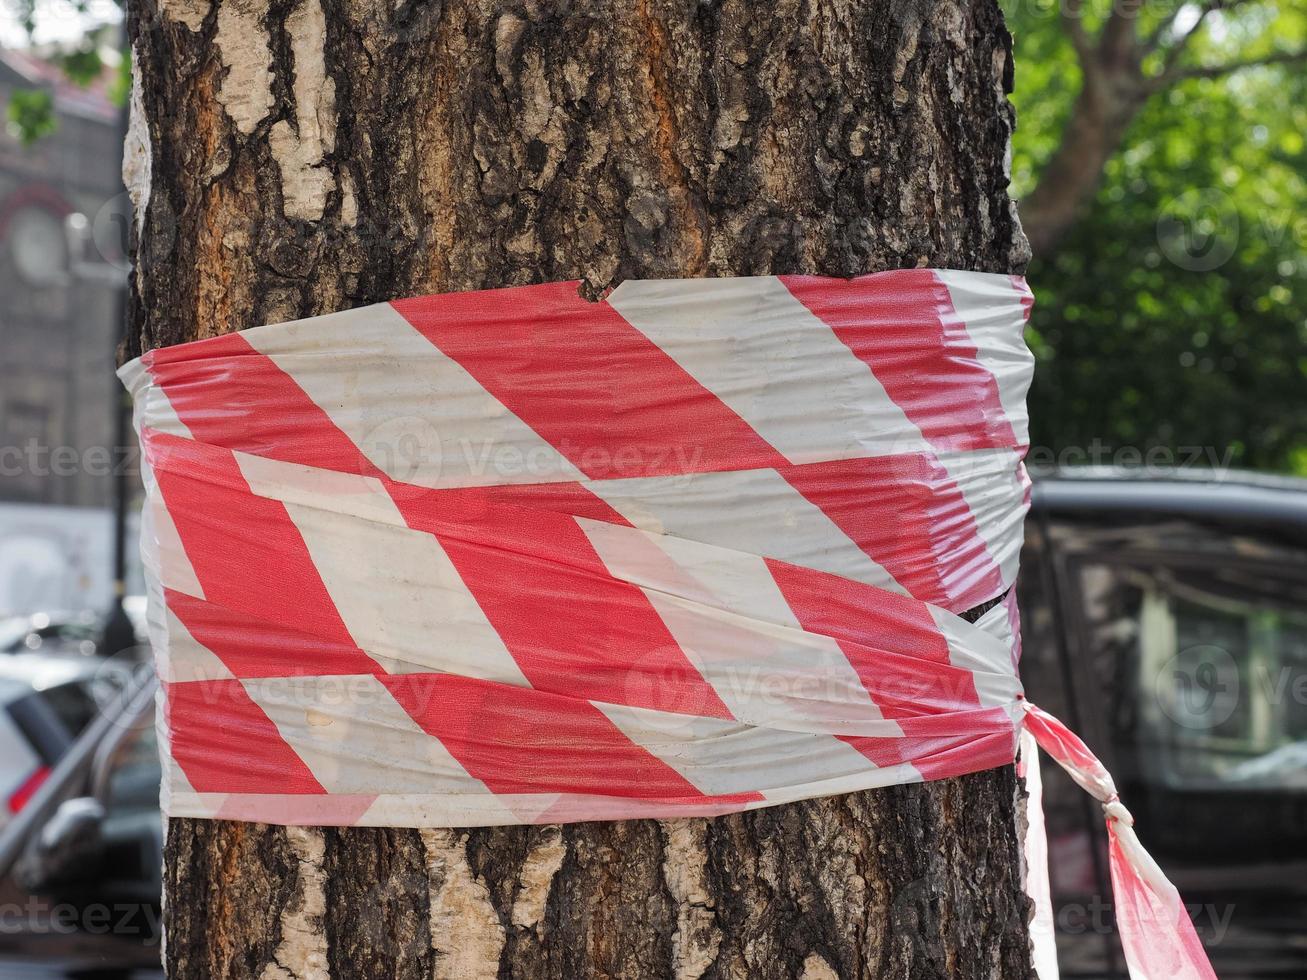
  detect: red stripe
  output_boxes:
[392,281,789,479]
[144,343,727,718]
[777,453,1007,612]
[394,487,733,718]
[165,588,380,678]
[1012,275,1034,322]
[780,270,1017,453]
[143,334,370,473]
[381,674,758,802]
[841,724,1016,782]
[467,486,635,530]
[146,430,372,663]
[765,558,984,719]
[166,680,326,794]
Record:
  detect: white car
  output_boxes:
[0,612,100,657]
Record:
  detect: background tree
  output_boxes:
[125,1,1034,977]
[1006,0,1307,472]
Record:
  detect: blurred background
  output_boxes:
[0,0,1302,977]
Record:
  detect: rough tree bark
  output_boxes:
[125,1,1034,977]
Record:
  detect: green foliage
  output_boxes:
[6,87,55,145]
[3,0,126,143]
[56,43,103,86]
[1005,0,1307,474]
[107,41,130,106]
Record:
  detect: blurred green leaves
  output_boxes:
[55,43,103,85]
[1006,0,1307,474]
[3,0,124,143]
[6,87,54,145]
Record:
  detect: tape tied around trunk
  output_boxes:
[121,269,1215,979]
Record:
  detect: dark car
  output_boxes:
[1019,467,1307,978]
[0,664,161,978]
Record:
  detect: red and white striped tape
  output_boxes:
[121,269,1213,978]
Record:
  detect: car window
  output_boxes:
[1076,560,1307,789]
[6,692,74,765]
[38,622,96,642]
[1072,556,1307,859]
[104,705,161,810]
[36,680,99,740]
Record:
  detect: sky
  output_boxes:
[0,0,121,49]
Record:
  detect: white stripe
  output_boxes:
[933,448,1027,590]
[130,360,203,599]
[929,606,1023,709]
[596,702,897,798]
[578,517,901,735]
[242,674,497,798]
[154,692,198,799]
[979,592,1021,672]
[155,607,234,683]
[585,467,907,596]
[1020,728,1062,980]
[607,276,930,464]
[143,494,204,600]
[238,456,527,684]
[170,791,785,827]
[934,270,1034,445]
[121,357,194,441]
[235,450,411,530]
[242,302,584,489]
[358,792,538,827]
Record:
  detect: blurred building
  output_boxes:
[0,47,131,614]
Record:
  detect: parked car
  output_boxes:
[0,656,127,831]
[0,614,101,658]
[0,663,160,977]
[1020,467,1307,979]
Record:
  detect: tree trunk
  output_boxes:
[125,1,1033,977]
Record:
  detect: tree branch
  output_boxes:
[1147,0,1227,83]
[1028,0,1299,261]
[1141,0,1263,54]
[1098,0,1147,67]
[1060,0,1098,72]
[1157,48,1307,86]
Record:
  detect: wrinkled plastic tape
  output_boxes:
[120,269,1214,978]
